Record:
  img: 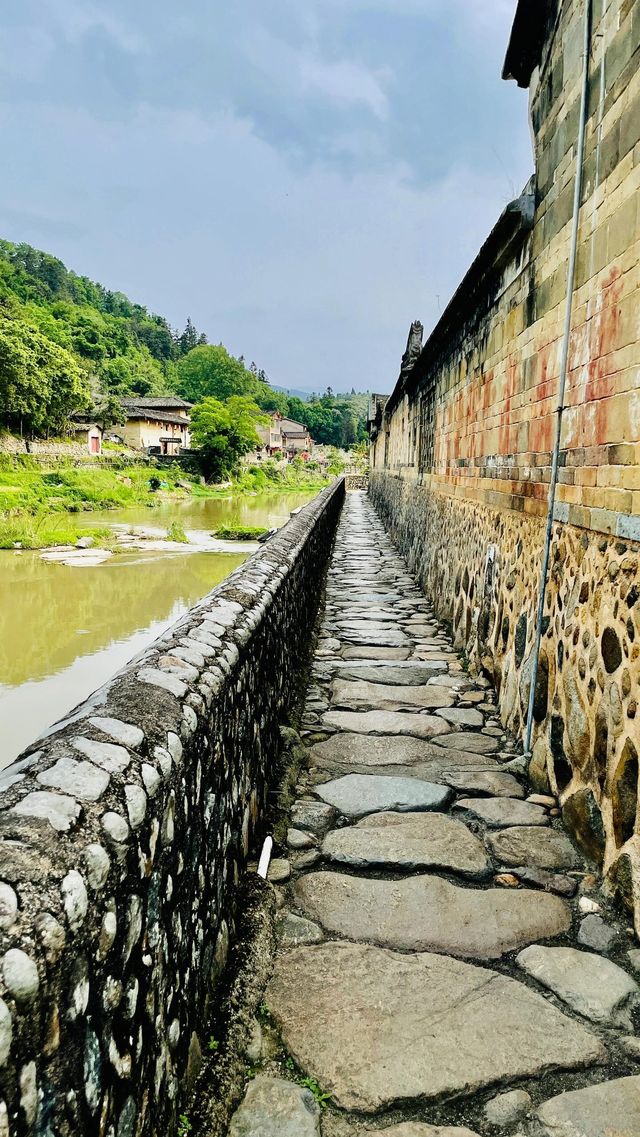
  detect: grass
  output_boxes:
[190,459,337,499]
[298,1077,332,1109]
[0,457,197,513]
[0,451,340,549]
[166,521,188,543]
[213,525,268,541]
[0,517,114,550]
[0,456,202,548]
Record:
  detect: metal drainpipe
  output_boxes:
[524,0,593,760]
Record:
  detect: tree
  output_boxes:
[255,386,288,415]
[178,317,199,356]
[177,344,260,403]
[0,306,89,436]
[90,393,127,431]
[190,395,268,480]
[285,396,308,423]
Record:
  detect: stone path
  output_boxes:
[229,493,640,1137]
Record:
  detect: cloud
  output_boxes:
[298,54,390,119]
[0,0,533,391]
[45,0,147,54]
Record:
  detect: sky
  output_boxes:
[0,0,533,394]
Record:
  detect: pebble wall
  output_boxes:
[0,477,345,1137]
[369,471,640,933]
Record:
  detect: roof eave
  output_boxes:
[383,183,535,418]
[503,0,556,88]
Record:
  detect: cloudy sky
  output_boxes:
[1,0,532,393]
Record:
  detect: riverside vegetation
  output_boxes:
[0,455,340,549]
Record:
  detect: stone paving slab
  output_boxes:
[338,629,411,647]
[443,771,525,798]
[432,732,499,754]
[435,707,484,729]
[454,797,549,828]
[228,1076,320,1136]
[313,762,520,797]
[487,826,582,870]
[295,871,571,958]
[309,734,499,773]
[314,774,452,817]
[322,811,491,878]
[536,1075,640,1137]
[330,679,455,712]
[363,1129,481,1137]
[341,646,411,660]
[331,662,448,684]
[322,710,452,739]
[516,945,640,1027]
[266,941,605,1113]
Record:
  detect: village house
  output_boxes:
[68,419,103,455]
[256,412,314,461]
[118,396,192,455]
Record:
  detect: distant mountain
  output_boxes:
[272,385,312,401]
[273,385,372,401]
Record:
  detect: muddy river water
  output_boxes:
[0,491,317,767]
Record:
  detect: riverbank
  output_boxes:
[0,455,335,548]
[0,487,320,764]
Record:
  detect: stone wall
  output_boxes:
[370,468,640,929]
[344,474,369,491]
[0,436,97,461]
[368,0,640,929]
[0,478,344,1137]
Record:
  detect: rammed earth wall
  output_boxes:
[0,477,344,1137]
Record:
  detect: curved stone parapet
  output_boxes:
[0,477,345,1136]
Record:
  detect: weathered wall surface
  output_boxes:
[370,0,640,928]
[373,0,640,533]
[0,436,99,461]
[0,478,344,1136]
[370,472,639,922]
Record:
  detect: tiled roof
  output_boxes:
[120,396,193,410]
[125,407,190,426]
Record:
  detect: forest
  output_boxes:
[0,239,369,448]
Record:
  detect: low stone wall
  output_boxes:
[0,437,97,461]
[369,471,640,931]
[0,478,344,1137]
[344,474,368,491]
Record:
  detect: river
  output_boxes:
[0,491,317,768]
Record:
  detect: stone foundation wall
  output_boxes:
[369,471,640,930]
[0,477,344,1137]
[0,435,96,460]
[344,474,369,491]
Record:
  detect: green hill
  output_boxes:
[0,238,369,446]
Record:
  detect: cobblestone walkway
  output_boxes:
[230,493,640,1137]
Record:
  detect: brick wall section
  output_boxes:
[370,0,640,927]
[0,478,344,1136]
[373,0,640,539]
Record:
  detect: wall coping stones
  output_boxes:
[0,477,345,1137]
